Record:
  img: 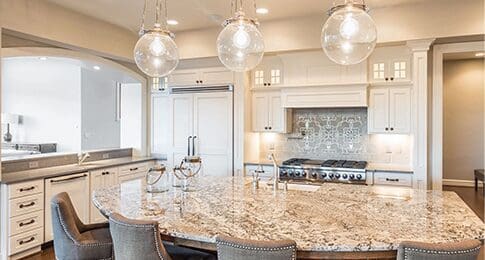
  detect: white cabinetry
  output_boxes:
[373,171,413,187]
[369,45,411,84]
[368,87,411,134]
[90,168,119,223]
[252,91,291,133]
[0,179,45,258]
[151,93,170,157]
[44,172,90,242]
[168,67,234,86]
[168,92,233,176]
[252,56,284,87]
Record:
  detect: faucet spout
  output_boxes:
[78,152,91,165]
[268,153,279,191]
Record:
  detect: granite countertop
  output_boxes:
[1,157,156,184]
[92,176,484,253]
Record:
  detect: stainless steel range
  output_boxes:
[279,158,368,184]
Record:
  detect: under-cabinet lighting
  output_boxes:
[93,66,101,70]
[39,57,48,61]
[475,52,485,57]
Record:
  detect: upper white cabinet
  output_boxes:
[368,45,412,84]
[252,56,284,87]
[252,91,291,133]
[168,67,234,86]
[368,87,411,134]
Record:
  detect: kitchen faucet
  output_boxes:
[78,152,91,165]
[268,153,279,191]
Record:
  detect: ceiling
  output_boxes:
[46,0,429,33]
[444,51,485,61]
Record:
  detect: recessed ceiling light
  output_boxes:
[475,52,485,57]
[93,66,101,70]
[167,19,179,25]
[39,57,48,61]
[256,8,269,14]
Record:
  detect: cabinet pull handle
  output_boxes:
[19,186,35,192]
[386,178,399,182]
[19,219,35,227]
[130,167,139,171]
[50,174,88,183]
[19,201,35,209]
[19,237,35,245]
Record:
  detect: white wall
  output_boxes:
[120,83,143,155]
[1,57,82,152]
[81,68,120,150]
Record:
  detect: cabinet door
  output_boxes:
[370,61,387,82]
[44,173,90,242]
[167,69,199,86]
[389,88,411,134]
[268,93,285,132]
[200,68,234,85]
[168,94,194,168]
[390,59,410,82]
[90,168,118,223]
[151,94,170,156]
[193,92,233,176]
[252,93,270,132]
[368,88,390,134]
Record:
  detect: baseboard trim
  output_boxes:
[443,179,483,187]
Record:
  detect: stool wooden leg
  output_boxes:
[475,177,478,191]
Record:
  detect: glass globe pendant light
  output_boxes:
[134,0,179,77]
[217,0,265,72]
[321,0,377,65]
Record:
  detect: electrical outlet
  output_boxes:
[29,161,39,169]
[102,153,110,159]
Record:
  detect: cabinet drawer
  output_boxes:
[119,162,153,176]
[9,180,44,199]
[9,228,43,255]
[9,193,44,218]
[9,210,44,236]
[374,172,412,187]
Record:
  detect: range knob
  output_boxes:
[311,172,318,178]
[320,172,327,178]
[288,170,294,177]
[335,173,341,179]
[295,171,301,177]
[349,174,355,179]
[328,173,334,179]
[280,170,287,177]
[356,174,362,180]
[342,174,348,179]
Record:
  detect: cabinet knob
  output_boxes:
[263,83,267,86]
[264,127,268,130]
[385,77,389,81]
[268,83,271,86]
[390,77,394,81]
[385,127,389,131]
[268,126,272,130]
[390,127,394,131]
[200,80,203,84]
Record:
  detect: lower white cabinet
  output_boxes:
[44,172,90,242]
[90,167,119,223]
[252,91,292,133]
[368,87,411,134]
[373,171,413,187]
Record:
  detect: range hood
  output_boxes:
[280,83,368,108]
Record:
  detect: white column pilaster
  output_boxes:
[407,39,435,190]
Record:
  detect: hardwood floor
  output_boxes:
[21,186,485,260]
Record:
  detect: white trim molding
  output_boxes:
[431,41,485,190]
[407,38,435,190]
[443,179,484,188]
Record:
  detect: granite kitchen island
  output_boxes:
[93,177,484,259]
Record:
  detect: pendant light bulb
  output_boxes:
[321,3,377,65]
[217,11,265,72]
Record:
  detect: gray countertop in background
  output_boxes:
[1,157,157,184]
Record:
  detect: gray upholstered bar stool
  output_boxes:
[51,192,113,260]
[397,240,482,260]
[216,235,297,260]
[109,213,216,260]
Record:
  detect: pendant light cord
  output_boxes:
[139,0,149,35]
[155,0,161,25]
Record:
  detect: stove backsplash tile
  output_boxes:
[259,108,411,164]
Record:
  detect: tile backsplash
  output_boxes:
[259,108,411,165]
